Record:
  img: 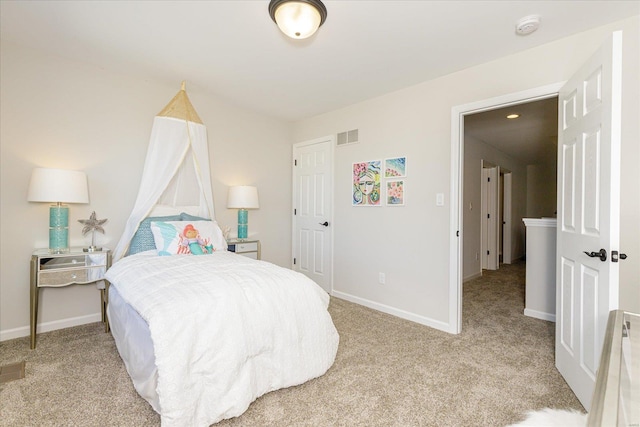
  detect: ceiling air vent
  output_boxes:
[337,129,359,146]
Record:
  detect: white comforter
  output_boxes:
[106,251,339,426]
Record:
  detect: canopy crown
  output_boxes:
[157,81,203,124]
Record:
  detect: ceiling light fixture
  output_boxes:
[506,114,520,119]
[268,0,327,39]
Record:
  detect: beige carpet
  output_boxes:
[0,261,583,426]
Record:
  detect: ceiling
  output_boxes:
[465,97,559,165]
[1,2,637,165]
[2,1,638,125]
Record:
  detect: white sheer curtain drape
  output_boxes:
[113,116,215,261]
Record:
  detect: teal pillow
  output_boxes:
[180,212,211,221]
[128,215,181,255]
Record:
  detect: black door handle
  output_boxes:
[319,221,329,227]
[584,248,607,262]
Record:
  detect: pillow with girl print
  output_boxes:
[150,220,227,256]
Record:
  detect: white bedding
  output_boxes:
[106,251,339,426]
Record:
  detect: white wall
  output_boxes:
[2,16,638,340]
[526,161,557,218]
[0,40,292,339]
[618,16,640,313]
[463,135,527,281]
[293,16,640,329]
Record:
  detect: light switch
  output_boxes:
[436,193,444,206]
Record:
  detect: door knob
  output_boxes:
[583,248,607,262]
[319,221,329,227]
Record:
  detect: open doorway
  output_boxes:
[450,85,560,333]
[463,97,557,279]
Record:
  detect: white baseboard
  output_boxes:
[524,308,556,322]
[332,291,454,333]
[0,313,102,342]
[463,271,482,282]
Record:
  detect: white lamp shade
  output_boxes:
[27,168,89,204]
[273,1,322,39]
[227,186,259,209]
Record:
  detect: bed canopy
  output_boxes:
[113,82,215,261]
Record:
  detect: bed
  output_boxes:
[105,219,339,426]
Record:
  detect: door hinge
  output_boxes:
[487,213,490,218]
[294,159,297,166]
[488,177,491,182]
[487,250,490,255]
[294,208,297,215]
[456,230,459,237]
[293,258,296,265]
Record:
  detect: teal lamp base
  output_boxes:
[49,204,70,253]
[237,209,248,240]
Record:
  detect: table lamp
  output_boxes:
[27,168,89,253]
[227,186,259,240]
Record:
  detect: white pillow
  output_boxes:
[150,220,227,256]
[149,204,200,217]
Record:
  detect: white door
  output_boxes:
[482,165,499,270]
[503,172,512,264]
[292,137,333,293]
[556,32,622,410]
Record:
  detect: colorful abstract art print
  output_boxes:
[386,180,405,206]
[385,157,407,178]
[353,160,381,206]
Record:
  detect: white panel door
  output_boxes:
[503,172,512,264]
[292,137,333,293]
[556,32,622,410]
[482,166,499,270]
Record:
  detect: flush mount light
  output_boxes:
[268,0,327,39]
[506,114,520,119]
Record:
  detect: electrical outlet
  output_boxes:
[378,272,386,284]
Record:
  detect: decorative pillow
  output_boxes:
[128,215,181,255]
[180,212,210,221]
[150,220,227,256]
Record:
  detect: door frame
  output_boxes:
[291,135,335,293]
[449,82,563,333]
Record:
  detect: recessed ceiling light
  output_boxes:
[506,114,520,119]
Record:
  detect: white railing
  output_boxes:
[587,310,639,427]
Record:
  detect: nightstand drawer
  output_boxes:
[236,242,258,253]
[39,269,89,286]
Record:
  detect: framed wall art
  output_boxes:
[353,160,381,206]
[384,157,407,178]
[386,179,405,206]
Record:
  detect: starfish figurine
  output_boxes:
[78,211,107,251]
[79,211,107,235]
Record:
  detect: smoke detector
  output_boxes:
[515,15,541,35]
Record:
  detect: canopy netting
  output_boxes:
[113,82,215,261]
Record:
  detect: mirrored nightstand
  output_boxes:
[30,248,111,349]
[227,239,261,260]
